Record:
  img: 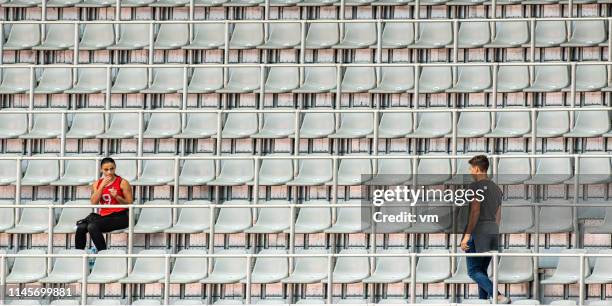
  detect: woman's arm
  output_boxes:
[90,177,111,204]
[113,179,133,204]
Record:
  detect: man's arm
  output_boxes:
[495,205,501,224]
[464,199,481,236]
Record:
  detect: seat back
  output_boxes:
[110,153,138,182]
[179,154,215,182]
[296,156,333,181]
[90,249,127,278]
[419,66,452,91]
[189,67,223,91]
[145,111,182,135]
[37,67,72,90]
[216,200,252,228]
[341,66,376,90]
[258,155,293,183]
[305,23,339,47]
[11,249,46,276]
[51,249,87,275]
[217,157,254,181]
[23,154,59,182]
[6,24,40,48]
[302,67,337,90]
[176,200,211,227]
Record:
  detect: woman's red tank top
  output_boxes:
[96,175,126,216]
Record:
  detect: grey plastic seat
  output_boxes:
[529,21,567,47]
[5,200,50,234]
[87,299,123,305]
[369,66,414,93]
[170,300,205,305]
[109,153,137,182]
[367,154,412,185]
[247,154,293,185]
[540,249,589,285]
[584,250,612,284]
[512,300,541,305]
[216,67,260,93]
[0,67,31,94]
[447,66,492,93]
[228,23,264,49]
[51,157,97,186]
[294,111,335,138]
[16,155,60,185]
[550,301,577,306]
[65,68,108,94]
[131,156,175,186]
[207,156,254,186]
[410,249,451,284]
[287,155,332,186]
[487,65,530,93]
[293,67,337,93]
[141,68,184,94]
[409,22,453,48]
[563,152,612,185]
[3,0,40,7]
[251,112,295,139]
[0,108,28,138]
[116,0,155,6]
[184,68,223,93]
[223,0,262,6]
[199,250,246,284]
[485,21,530,48]
[167,249,208,283]
[174,112,218,138]
[218,112,258,138]
[168,154,215,186]
[40,249,87,283]
[50,300,80,305]
[333,23,377,49]
[52,200,93,234]
[327,157,372,186]
[258,23,301,49]
[404,205,452,233]
[33,67,73,94]
[142,111,181,138]
[494,154,531,185]
[39,1,80,8]
[523,65,570,92]
[76,0,114,6]
[369,111,412,138]
[498,248,534,284]
[132,300,161,306]
[150,0,189,6]
[264,67,299,93]
[214,200,252,233]
[303,23,339,49]
[414,153,451,185]
[4,24,40,50]
[454,22,490,48]
[87,250,128,284]
[563,107,611,138]
[406,109,452,138]
[183,23,225,49]
[325,201,370,234]
[448,111,491,138]
[328,110,374,138]
[327,249,370,283]
[363,249,410,283]
[523,154,572,185]
[561,21,607,47]
[119,249,166,284]
[563,65,607,92]
[378,299,408,304]
[133,200,173,233]
[32,24,75,50]
[96,111,140,139]
[154,24,189,49]
[5,249,46,283]
[0,200,15,231]
[0,155,19,186]
[164,200,211,234]
[109,23,150,50]
[523,110,569,138]
[418,66,452,93]
[66,111,105,139]
[444,253,475,284]
[284,200,331,233]
[377,23,414,48]
[586,207,612,234]
[245,200,290,233]
[526,204,573,234]
[240,249,288,284]
[340,66,376,93]
[281,249,328,283]
[484,109,531,138]
[110,68,148,93]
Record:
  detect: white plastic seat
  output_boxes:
[51,157,97,186]
[258,23,301,49]
[406,109,452,138]
[586,207,612,234]
[0,155,19,186]
[447,111,491,138]
[131,155,175,186]
[110,68,148,93]
[119,249,166,284]
[327,249,370,283]
[444,253,475,284]
[87,299,123,305]
[65,68,108,94]
[142,111,181,139]
[523,154,572,185]
[328,109,374,138]
[563,152,612,185]
[5,200,50,234]
[287,155,332,186]
[132,300,161,306]
[33,67,72,94]
[245,200,290,233]
[526,203,574,234]
[563,65,607,92]
[414,154,452,186]
[133,200,173,234]
[65,111,105,139]
[404,205,452,233]
[585,250,612,284]
[303,23,339,49]
[154,23,189,49]
[214,200,252,233]
[333,23,377,49]
[369,66,414,94]
[284,200,331,234]
[563,106,611,138]
[96,111,140,139]
[15,154,60,186]
[110,153,137,182]
[494,154,531,185]
[199,250,246,284]
[76,0,113,6]
[141,68,184,94]
[524,110,570,138]
[251,111,295,138]
[446,66,492,93]
[164,200,211,234]
[0,109,28,138]
[369,111,413,138]
[182,23,225,49]
[498,248,534,284]
[363,249,410,283]
[173,112,218,139]
[168,154,215,186]
[529,21,567,47]
[292,67,336,93]
[484,109,531,138]
[294,111,335,138]
[32,24,75,50]
[167,249,208,283]
[40,249,87,283]
[418,66,452,93]
[5,249,46,283]
[561,21,607,47]
[409,22,453,48]
[281,249,328,283]
[377,23,414,48]
[78,24,115,50]
[340,66,376,93]
[241,249,288,284]
[4,24,40,50]
[409,249,451,284]
[523,65,570,92]
[325,200,370,233]
[109,23,150,50]
[327,157,372,186]
[216,67,260,93]
[485,21,529,48]
[52,200,93,234]
[247,154,293,185]
[19,110,64,139]
[228,23,264,49]
[87,250,128,284]
[512,300,541,305]
[367,154,412,185]
[0,200,15,231]
[150,0,189,6]
[540,249,589,285]
[184,68,223,93]
[454,22,490,48]
[206,156,254,186]
[488,65,530,93]
[264,67,300,93]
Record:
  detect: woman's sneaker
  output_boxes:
[87,247,97,269]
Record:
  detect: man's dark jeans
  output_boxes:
[466,236,499,299]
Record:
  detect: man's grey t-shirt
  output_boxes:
[465,178,503,252]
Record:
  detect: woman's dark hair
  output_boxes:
[468,154,489,172]
[100,157,116,167]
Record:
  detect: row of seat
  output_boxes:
[2,20,609,52]
[2,196,609,236]
[2,64,611,96]
[1,107,610,141]
[0,151,610,187]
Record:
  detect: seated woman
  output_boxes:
[75,157,133,251]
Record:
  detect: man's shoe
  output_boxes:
[496,295,511,304]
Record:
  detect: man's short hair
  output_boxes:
[468,155,489,172]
